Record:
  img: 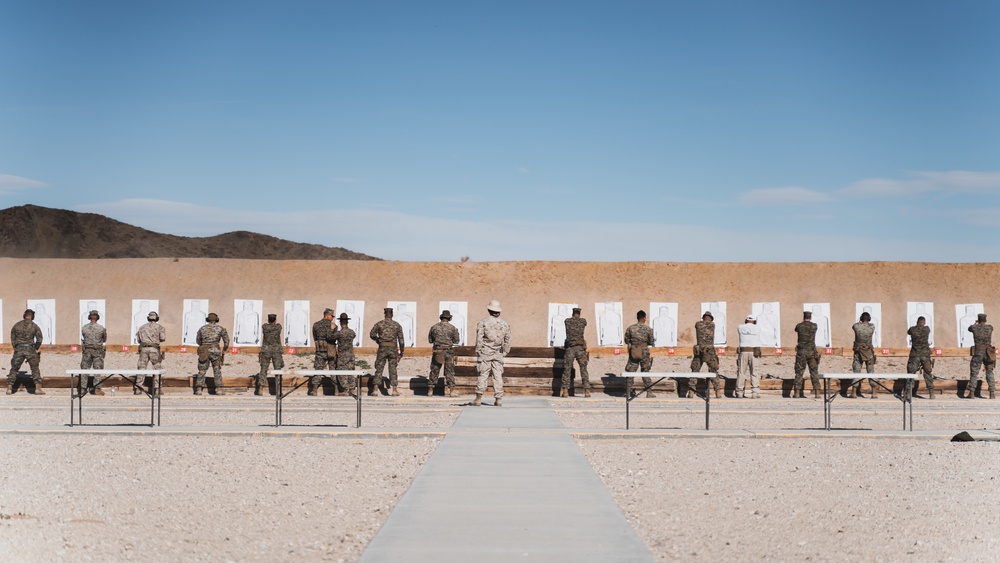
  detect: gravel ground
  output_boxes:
[553,397,1000,432]
[578,438,1000,561]
[0,434,438,562]
[0,395,462,428]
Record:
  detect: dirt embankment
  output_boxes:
[1,259,997,349]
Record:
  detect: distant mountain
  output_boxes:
[0,205,381,260]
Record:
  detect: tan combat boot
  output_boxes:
[813,388,821,399]
[584,388,591,398]
[991,390,996,400]
[685,389,694,399]
[307,385,317,396]
[446,386,454,397]
[495,397,502,407]
[559,388,568,398]
[391,386,400,396]
[846,386,855,398]
[472,393,482,406]
[647,391,657,399]
[6,383,14,395]
[93,387,105,396]
[254,385,263,396]
[715,389,723,399]
[34,383,45,395]
[194,386,203,396]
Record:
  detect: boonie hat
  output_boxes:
[702,311,714,319]
[440,310,452,319]
[487,299,502,313]
[89,310,100,320]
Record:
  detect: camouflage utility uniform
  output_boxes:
[690,320,721,394]
[475,316,511,398]
[428,321,461,393]
[81,321,108,390]
[624,322,654,393]
[850,321,877,396]
[370,318,405,391]
[561,316,590,393]
[257,321,284,393]
[333,327,357,393]
[907,325,935,396]
[793,321,821,396]
[968,323,995,397]
[136,320,166,392]
[311,318,337,392]
[196,322,230,391]
[9,319,43,388]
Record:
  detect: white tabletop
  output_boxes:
[272,370,368,376]
[65,369,166,375]
[821,373,918,380]
[620,372,717,379]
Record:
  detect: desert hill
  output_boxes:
[0,205,379,260]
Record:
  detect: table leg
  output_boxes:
[356,375,363,428]
[625,377,631,430]
[157,374,162,427]
[275,374,282,427]
[69,374,75,426]
[704,382,710,431]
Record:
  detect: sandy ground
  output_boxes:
[0,435,438,562]
[578,438,1000,561]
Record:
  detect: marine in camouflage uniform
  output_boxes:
[793,312,821,398]
[333,313,357,396]
[136,311,166,394]
[370,308,405,396]
[310,309,337,396]
[624,311,655,398]
[474,300,511,406]
[7,309,44,395]
[257,314,283,396]
[967,313,995,399]
[848,314,877,398]
[428,310,461,396]
[561,308,591,397]
[80,310,108,395]
[907,317,935,399]
[690,312,721,398]
[195,313,230,395]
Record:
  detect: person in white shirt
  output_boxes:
[736,315,762,398]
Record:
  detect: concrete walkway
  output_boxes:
[358,397,654,562]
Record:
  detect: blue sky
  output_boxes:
[1,0,998,261]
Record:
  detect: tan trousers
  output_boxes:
[736,351,759,395]
[476,358,504,398]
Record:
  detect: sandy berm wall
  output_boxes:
[1,259,998,348]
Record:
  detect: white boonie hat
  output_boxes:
[487,299,502,313]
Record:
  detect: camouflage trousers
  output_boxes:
[428,347,456,390]
[80,347,107,389]
[258,348,284,388]
[9,345,41,384]
[373,347,399,388]
[970,350,996,392]
[849,352,876,388]
[334,353,356,392]
[312,352,336,389]
[793,348,821,391]
[476,357,504,398]
[625,348,653,389]
[136,346,162,390]
[196,350,224,389]
[907,353,935,390]
[561,345,590,390]
[690,347,720,392]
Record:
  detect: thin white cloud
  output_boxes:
[73,198,998,262]
[516,167,530,175]
[840,170,1000,198]
[0,174,47,195]
[739,186,833,206]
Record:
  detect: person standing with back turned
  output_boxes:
[474,300,511,407]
